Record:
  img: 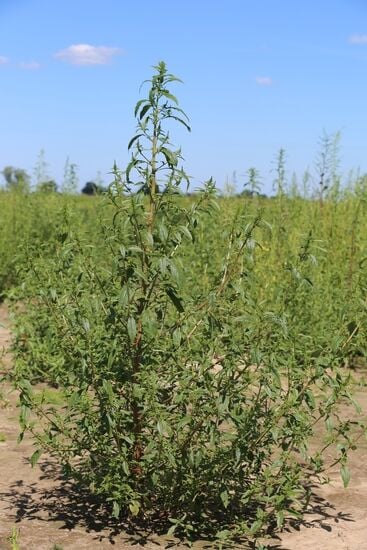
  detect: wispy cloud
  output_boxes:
[0,55,9,65]
[55,44,122,65]
[19,61,41,70]
[348,33,367,44]
[255,76,273,86]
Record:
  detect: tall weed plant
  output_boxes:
[10,62,366,545]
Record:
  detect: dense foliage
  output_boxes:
[1,63,366,546]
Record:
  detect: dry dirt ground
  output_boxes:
[1,304,367,550]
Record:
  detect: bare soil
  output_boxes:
[1,304,367,549]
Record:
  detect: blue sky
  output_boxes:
[1,0,367,194]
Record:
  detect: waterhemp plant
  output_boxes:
[11,62,364,544]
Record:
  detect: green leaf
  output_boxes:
[305,389,316,410]
[122,460,130,475]
[127,317,137,342]
[146,231,154,247]
[112,501,120,518]
[129,500,140,516]
[121,434,133,445]
[126,157,141,183]
[107,350,116,370]
[128,245,144,253]
[20,404,30,428]
[177,416,191,429]
[139,103,151,120]
[102,380,114,403]
[220,489,229,508]
[161,90,178,104]
[276,509,285,529]
[158,223,168,242]
[30,449,42,467]
[249,519,263,535]
[50,288,57,301]
[159,256,169,275]
[349,396,362,414]
[167,114,191,132]
[161,147,178,167]
[157,419,166,436]
[134,99,148,117]
[167,524,177,536]
[172,327,181,347]
[340,464,351,488]
[127,134,143,150]
[168,261,180,283]
[178,225,192,241]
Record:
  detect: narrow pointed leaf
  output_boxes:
[127,317,137,342]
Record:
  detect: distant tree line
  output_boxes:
[1,165,267,198]
[0,165,106,196]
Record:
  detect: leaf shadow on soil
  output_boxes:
[280,482,355,536]
[0,460,162,547]
[0,460,355,549]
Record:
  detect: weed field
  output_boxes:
[1,63,367,548]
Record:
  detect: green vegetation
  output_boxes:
[7,527,20,550]
[0,62,366,546]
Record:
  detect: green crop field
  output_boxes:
[1,63,367,547]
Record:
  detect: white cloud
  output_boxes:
[348,34,367,44]
[19,61,41,70]
[255,76,273,86]
[0,56,9,65]
[55,44,122,65]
